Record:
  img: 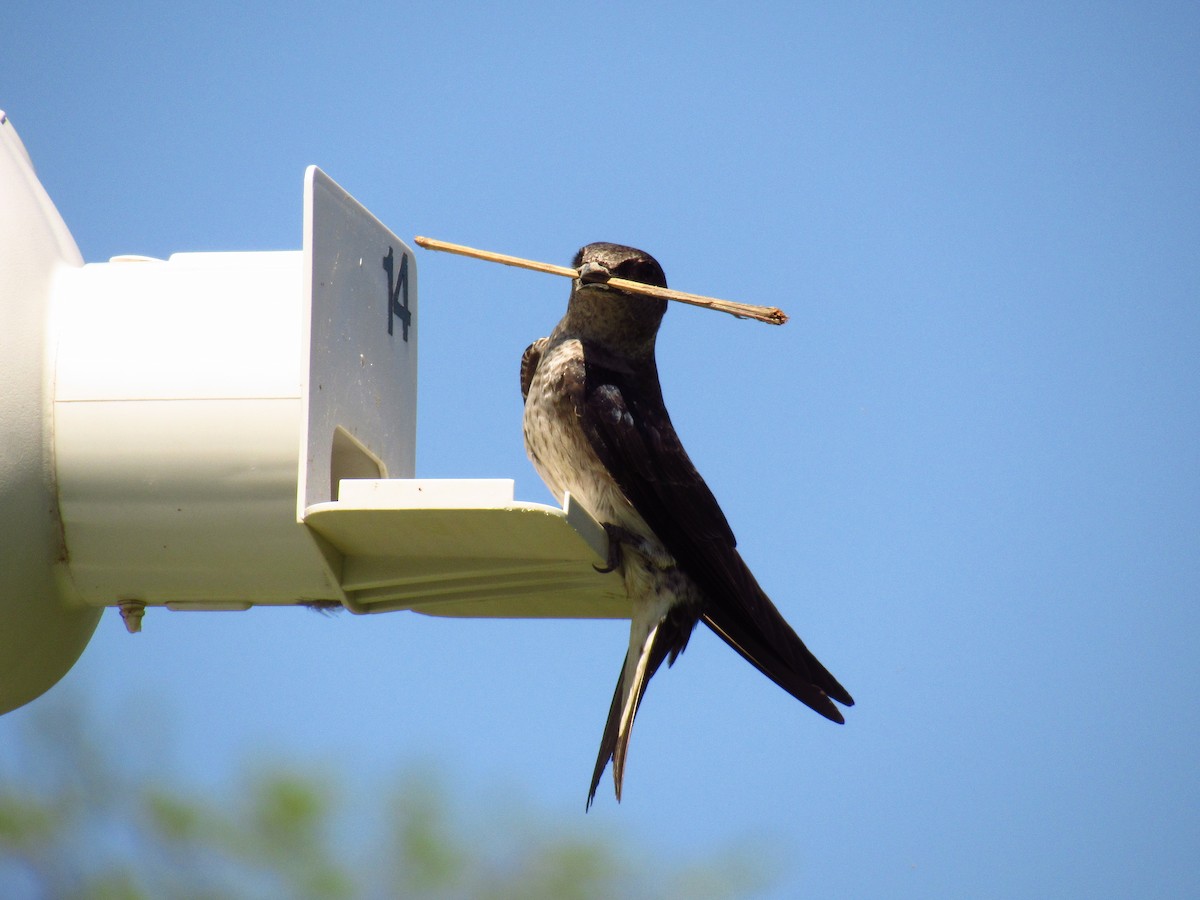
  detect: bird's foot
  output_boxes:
[594,524,636,573]
[594,525,674,573]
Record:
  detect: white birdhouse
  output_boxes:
[0,112,622,716]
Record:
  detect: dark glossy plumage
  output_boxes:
[521,243,852,808]
[577,341,854,720]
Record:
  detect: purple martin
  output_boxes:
[521,242,853,808]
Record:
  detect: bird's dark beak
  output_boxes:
[577,261,612,285]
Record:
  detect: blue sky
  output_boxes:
[3,2,1199,896]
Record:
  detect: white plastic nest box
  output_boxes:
[0,111,624,716]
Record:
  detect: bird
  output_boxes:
[520,242,853,809]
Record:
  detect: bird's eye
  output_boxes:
[616,259,663,286]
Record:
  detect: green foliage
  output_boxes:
[0,696,777,898]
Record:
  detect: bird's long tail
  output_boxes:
[587,606,697,810]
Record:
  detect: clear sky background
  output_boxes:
[3,2,1198,897]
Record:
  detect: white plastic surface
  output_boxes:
[0,133,634,716]
[48,168,422,610]
[300,167,417,514]
[55,251,304,401]
[305,480,629,618]
[0,111,101,715]
[52,250,344,607]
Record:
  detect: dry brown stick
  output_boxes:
[412,236,788,325]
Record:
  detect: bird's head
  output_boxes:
[562,242,668,357]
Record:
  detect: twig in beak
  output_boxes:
[412,236,788,325]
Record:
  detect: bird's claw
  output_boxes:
[594,524,631,574]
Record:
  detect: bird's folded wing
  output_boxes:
[579,361,853,717]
